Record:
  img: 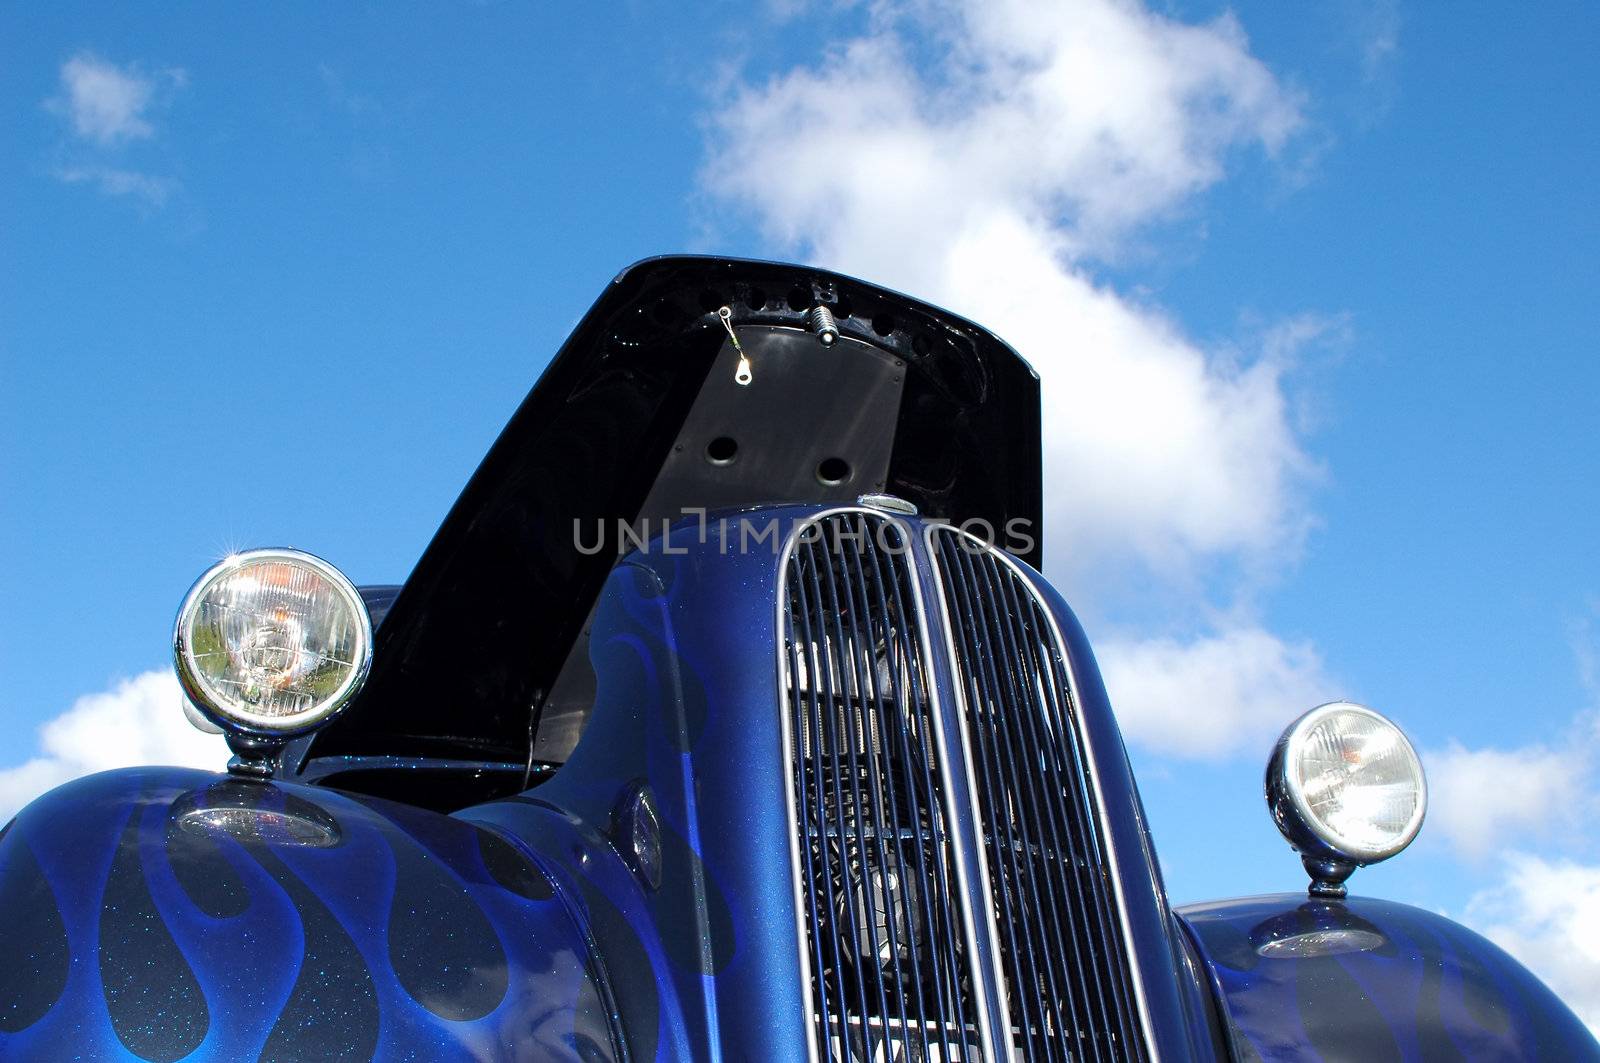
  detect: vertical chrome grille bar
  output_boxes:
[819,531,899,1040]
[862,527,971,1051]
[800,543,881,1042]
[829,521,907,1043]
[992,568,1134,1049]
[782,512,985,1062]
[970,548,1097,1063]
[794,548,850,1045]
[942,542,1062,1062]
[930,528,1150,1062]
[838,526,923,1057]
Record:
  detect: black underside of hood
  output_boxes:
[310,255,1041,764]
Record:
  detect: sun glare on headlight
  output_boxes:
[174,548,372,736]
[1267,702,1427,889]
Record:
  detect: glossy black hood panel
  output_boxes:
[312,256,1040,762]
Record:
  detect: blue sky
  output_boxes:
[4,0,1598,1026]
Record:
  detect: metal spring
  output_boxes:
[808,304,840,346]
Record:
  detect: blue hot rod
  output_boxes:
[1,256,1594,1061]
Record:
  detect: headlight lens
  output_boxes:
[1268,702,1426,864]
[174,549,372,736]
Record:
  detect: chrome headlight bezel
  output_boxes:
[173,547,374,739]
[1266,701,1428,867]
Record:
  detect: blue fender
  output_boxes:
[1177,893,1598,1061]
[0,766,622,1061]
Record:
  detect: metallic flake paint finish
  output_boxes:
[0,767,620,1061]
[0,822,69,1035]
[10,501,1598,1062]
[1179,893,1600,1061]
[462,507,1207,1062]
[464,525,811,1063]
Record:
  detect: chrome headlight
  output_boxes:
[1266,701,1426,897]
[174,549,372,740]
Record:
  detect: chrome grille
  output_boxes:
[931,529,1147,1063]
[782,512,983,1062]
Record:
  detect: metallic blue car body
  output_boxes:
[3,256,1595,1061]
[460,507,1214,1061]
[1179,894,1596,1061]
[4,507,1597,1061]
[0,767,618,1060]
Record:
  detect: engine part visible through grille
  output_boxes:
[931,527,1148,1063]
[781,512,983,1063]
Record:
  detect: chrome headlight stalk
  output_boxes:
[1266,701,1427,898]
[174,548,373,780]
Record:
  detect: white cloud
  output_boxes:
[1426,739,1593,862]
[53,165,175,208]
[1097,626,1330,758]
[0,671,226,823]
[44,52,185,206]
[704,0,1312,585]
[938,218,1318,581]
[1466,854,1600,1037]
[704,0,1330,754]
[49,53,178,146]
[707,1,1301,269]
[1425,617,1600,862]
[1360,2,1401,85]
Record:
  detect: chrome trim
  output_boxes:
[1267,701,1428,865]
[173,547,374,739]
[856,493,919,515]
[774,507,999,1063]
[926,524,1161,1061]
[775,516,824,1063]
[899,519,1003,1063]
[924,535,1020,1063]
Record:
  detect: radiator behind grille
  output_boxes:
[781,513,982,1062]
[931,528,1147,1063]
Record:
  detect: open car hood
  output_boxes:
[310,256,1041,764]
